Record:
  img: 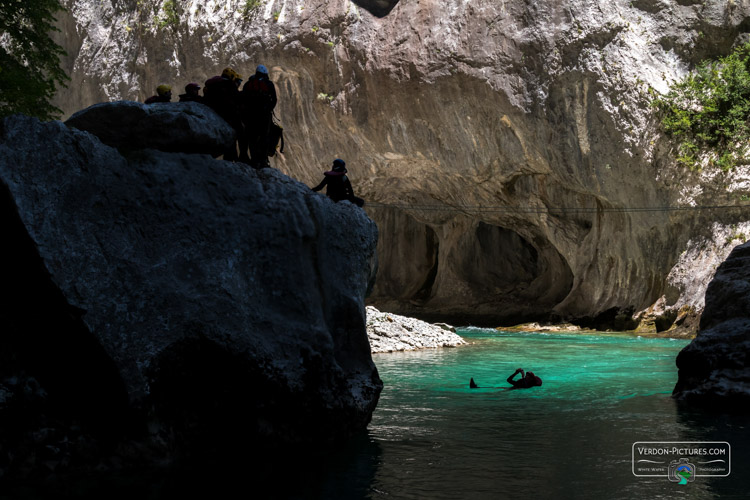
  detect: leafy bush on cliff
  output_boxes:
[242,0,262,18]
[0,0,69,120]
[653,42,750,171]
[155,0,180,29]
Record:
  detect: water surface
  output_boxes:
[7,329,746,499]
[359,329,748,499]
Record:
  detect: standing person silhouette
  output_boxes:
[242,64,277,168]
[204,67,247,162]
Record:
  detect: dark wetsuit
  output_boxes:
[507,369,542,389]
[312,171,364,206]
[204,76,247,161]
[178,93,204,103]
[144,95,170,104]
[242,74,277,167]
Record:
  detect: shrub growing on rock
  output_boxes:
[653,42,750,171]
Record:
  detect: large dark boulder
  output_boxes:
[0,114,381,478]
[65,100,235,156]
[673,242,750,408]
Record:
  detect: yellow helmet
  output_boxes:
[221,67,242,82]
[156,84,172,96]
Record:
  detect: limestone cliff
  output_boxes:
[0,107,381,477]
[51,0,750,326]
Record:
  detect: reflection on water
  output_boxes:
[3,330,746,499]
[364,329,749,499]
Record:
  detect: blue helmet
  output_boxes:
[332,159,346,172]
[256,64,268,75]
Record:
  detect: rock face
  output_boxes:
[0,112,381,476]
[50,0,750,326]
[366,306,466,353]
[351,0,399,17]
[65,100,235,156]
[673,242,750,408]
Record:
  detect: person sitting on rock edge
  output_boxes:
[506,368,542,389]
[178,82,204,103]
[145,84,172,104]
[311,159,365,207]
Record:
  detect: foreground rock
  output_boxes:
[366,306,466,353]
[673,242,750,409]
[65,100,235,156]
[0,114,381,479]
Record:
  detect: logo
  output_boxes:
[632,441,731,484]
[668,458,695,485]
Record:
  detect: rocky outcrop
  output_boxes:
[0,111,381,478]
[673,242,750,408]
[351,0,399,17]
[366,306,465,353]
[65,100,235,156]
[50,0,750,326]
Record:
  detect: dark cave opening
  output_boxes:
[367,207,439,303]
[368,208,576,325]
[445,221,575,326]
[457,221,542,295]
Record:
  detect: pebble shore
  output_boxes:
[366,306,467,353]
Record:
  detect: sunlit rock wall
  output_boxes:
[52,0,750,325]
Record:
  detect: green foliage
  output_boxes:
[653,42,750,171]
[156,0,180,29]
[242,0,261,18]
[0,0,69,120]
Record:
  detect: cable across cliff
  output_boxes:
[366,201,750,214]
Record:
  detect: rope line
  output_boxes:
[366,201,750,214]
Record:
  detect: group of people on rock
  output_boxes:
[145,82,204,104]
[145,64,277,169]
[145,64,364,207]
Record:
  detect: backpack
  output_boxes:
[267,120,284,156]
[244,76,275,112]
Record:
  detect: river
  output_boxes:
[344,329,748,499]
[8,329,747,499]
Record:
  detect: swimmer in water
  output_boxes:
[469,369,542,390]
[506,368,543,389]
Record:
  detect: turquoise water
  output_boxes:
[8,329,747,499]
[358,329,749,499]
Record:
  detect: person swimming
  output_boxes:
[506,368,542,389]
[469,368,542,390]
